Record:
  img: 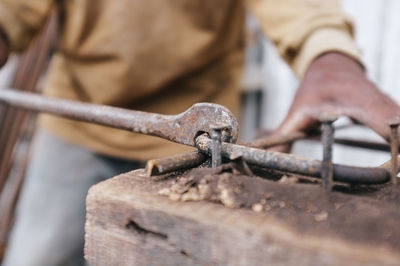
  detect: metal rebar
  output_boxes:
[145,151,207,177]
[211,126,224,168]
[146,130,398,177]
[145,133,304,176]
[388,118,400,185]
[245,130,396,152]
[0,90,238,147]
[146,131,313,176]
[332,137,393,152]
[321,115,336,191]
[390,127,399,185]
[195,134,390,184]
[242,132,307,148]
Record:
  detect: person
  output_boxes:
[0,0,398,265]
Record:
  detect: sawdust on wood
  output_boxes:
[155,164,400,252]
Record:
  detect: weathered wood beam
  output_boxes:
[85,169,400,266]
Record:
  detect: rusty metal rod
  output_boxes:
[146,130,398,177]
[0,11,58,258]
[211,127,223,168]
[146,151,206,176]
[195,134,390,184]
[320,115,337,191]
[390,130,399,185]
[332,138,393,152]
[0,89,238,147]
[1,89,394,184]
[388,119,400,185]
[249,131,397,153]
[145,132,309,176]
[145,131,397,177]
[269,133,394,153]
[242,132,307,148]
[247,130,395,152]
[0,90,150,127]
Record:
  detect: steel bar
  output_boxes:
[211,127,223,168]
[242,131,394,153]
[0,13,56,196]
[0,10,57,261]
[388,118,400,185]
[332,138,393,152]
[145,132,309,176]
[390,129,399,185]
[145,131,396,177]
[146,151,206,176]
[243,124,352,149]
[242,132,307,148]
[320,115,336,191]
[0,90,238,147]
[146,130,398,177]
[300,133,393,152]
[0,147,28,257]
[0,110,26,193]
[195,134,390,184]
[1,89,394,185]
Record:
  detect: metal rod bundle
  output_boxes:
[0,89,397,186]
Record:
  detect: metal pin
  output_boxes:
[388,117,400,185]
[320,114,337,191]
[211,126,224,168]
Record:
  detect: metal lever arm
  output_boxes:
[0,89,239,146]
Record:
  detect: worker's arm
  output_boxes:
[245,0,361,77]
[246,0,400,145]
[0,0,54,53]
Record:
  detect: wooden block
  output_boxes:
[85,169,400,266]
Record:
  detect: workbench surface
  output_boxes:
[85,168,400,266]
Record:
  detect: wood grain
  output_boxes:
[85,169,400,266]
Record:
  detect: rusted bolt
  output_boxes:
[387,117,400,185]
[211,125,225,168]
[320,114,337,191]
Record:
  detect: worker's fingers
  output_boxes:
[340,98,400,142]
[285,52,400,144]
[265,105,324,153]
[268,92,400,153]
[259,52,400,154]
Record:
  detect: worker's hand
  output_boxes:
[0,30,9,67]
[271,52,400,152]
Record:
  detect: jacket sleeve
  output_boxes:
[245,0,362,77]
[0,0,54,51]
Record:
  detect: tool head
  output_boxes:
[171,103,239,146]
